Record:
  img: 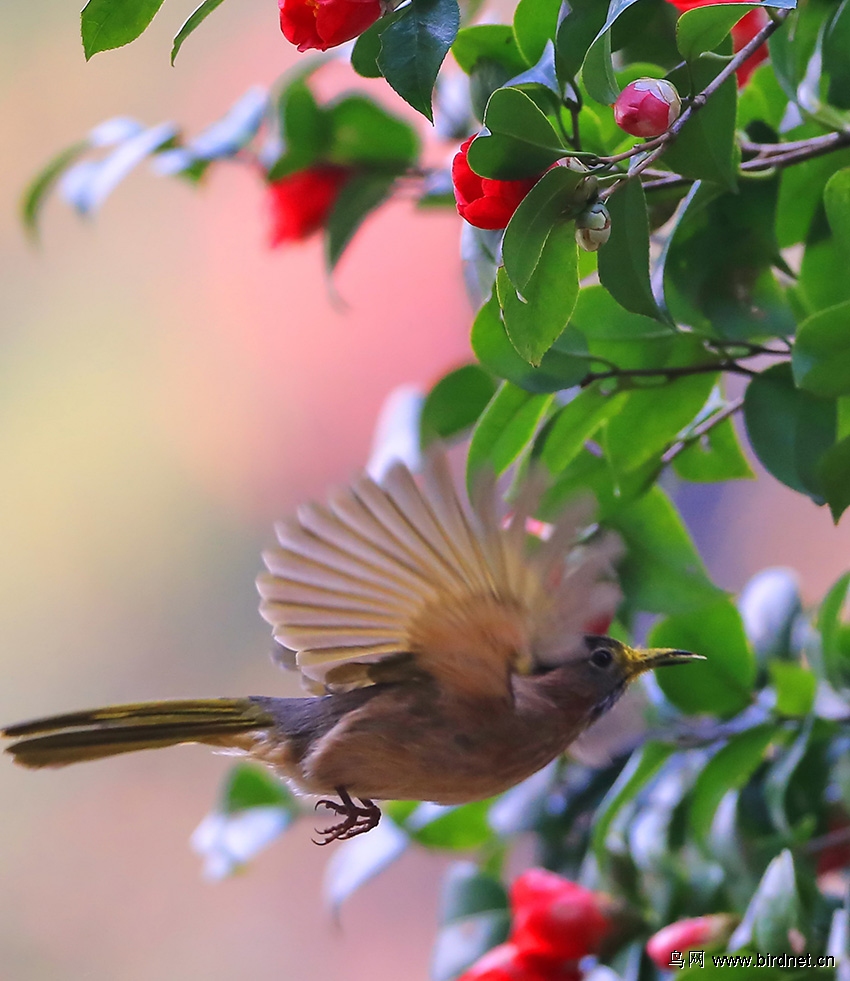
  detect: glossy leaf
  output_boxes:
[81,0,166,59]
[351,9,405,78]
[743,362,836,503]
[420,365,497,446]
[496,223,579,366]
[325,173,396,272]
[793,299,850,398]
[676,2,790,62]
[502,166,587,291]
[471,292,589,394]
[581,0,646,105]
[650,596,756,717]
[598,177,667,322]
[609,486,725,616]
[512,0,561,66]
[376,0,460,120]
[555,0,608,86]
[467,381,555,486]
[688,724,778,841]
[171,0,229,64]
[452,25,528,75]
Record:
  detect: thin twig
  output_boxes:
[579,361,754,389]
[660,396,745,465]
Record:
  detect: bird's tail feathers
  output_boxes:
[2,698,273,769]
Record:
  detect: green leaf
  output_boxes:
[324,172,396,272]
[268,84,329,180]
[502,166,588,292]
[81,0,167,59]
[663,53,738,191]
[673,416,756,482]
[763,717,814,834]
[513,0,561,66]
[592,740,675,861]
[471,292,590,394]
[376,0,460,120]
[536,386,628,475]
[769,662,817,717]
[604,372,717,475]
[824,0,850,109]
[649,596,756,717]
[598,177,668,322]
[776,141,850,249]
[171,0,229,64]
[743,362,837,503]
[433,864,509,981]
[326,96,419,167]
[351,10,405,78]
[581,0,647,105]
[467,88,566,180]
[688,724,778,841]
[420,365,497,446]
[555,0,608,86]
[21,140,90,240]
[467,381,555,487]
[819,571,850,688]
[609,486,725,615]
[407,800,494,849]
[793,299,850,398]
[220,763,298,813]
[729,850,803,952]
[453,24,528,75]
[824,167,850,261]
[820,434,850,522]
[677,3,763,62]
[794,236,850,316]
[497,224,580,366]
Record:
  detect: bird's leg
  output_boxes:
[314,787,382,845]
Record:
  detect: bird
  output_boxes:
[2,451,702,844]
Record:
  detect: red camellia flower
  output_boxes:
[613,78,682,138]
[510,869,615,961]
[664,0,767,85]
[266,165,350,245]
[646,914,740,968]
[279,0,382,52]
[456,943,582,981]
[452,136,540,230]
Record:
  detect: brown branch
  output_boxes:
[660,396,745,465]
[578,361,754,389]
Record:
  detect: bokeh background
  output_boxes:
[1,2,849,979]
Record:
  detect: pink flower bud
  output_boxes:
[646,914,740,968]
[575,202,611,252]
[613,78,682,138]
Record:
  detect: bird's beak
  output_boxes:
[626,647,705,678]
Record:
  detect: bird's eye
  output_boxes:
[590,648,613,669]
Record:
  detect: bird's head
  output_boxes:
[573,634,704,722]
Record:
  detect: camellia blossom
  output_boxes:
[266,165,350,245]
[646,914,740,968]
[456,942,581,981]
[665,0,768,85]
[452,136,541,230]
[279,0,383,52]
[613,78,682,138]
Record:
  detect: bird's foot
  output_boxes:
[314,787,381,845]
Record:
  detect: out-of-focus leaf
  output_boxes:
[535,386,628,476]
[59,122,178,215]
[673,416,756,483]
[502,166,588,292]
[608,486,725,616]
[738,568,801,659]
[764,717,814,834]
[598,177,668,322]
[688,724,778,841]
[467,381,554,487]
[793,300,850,398]
[325,172,396,272]
[220,763,298,813]
[265,83,330,180]
[471,291,589,394]
[512,0,561,66]
[728,850,804,952]
[81,0,166,59]
[324,817,409,913]
[21,141,90,240]
[743,362,836,504]
[818,571,850,689]
[824,0,850,109]
[466,88,566,180]
[420,365,497,446]
[496,224,579,366]
[824,167,850,260]
[650,597,756,717]
[377,0,460,120]
[820,433,850,522]
[453,24,528,75]
[432,863,509,981]
[327,96,419,167]
[592,740,675,862]
[406,800,494,849]
[171,0,229,64]
[663,52,738,191]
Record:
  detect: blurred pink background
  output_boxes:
[1,2,850,979]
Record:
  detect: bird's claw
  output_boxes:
[313,788,381,845]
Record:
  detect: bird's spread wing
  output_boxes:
[257,453,623,699]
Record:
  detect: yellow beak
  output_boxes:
[625,646,705,678]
